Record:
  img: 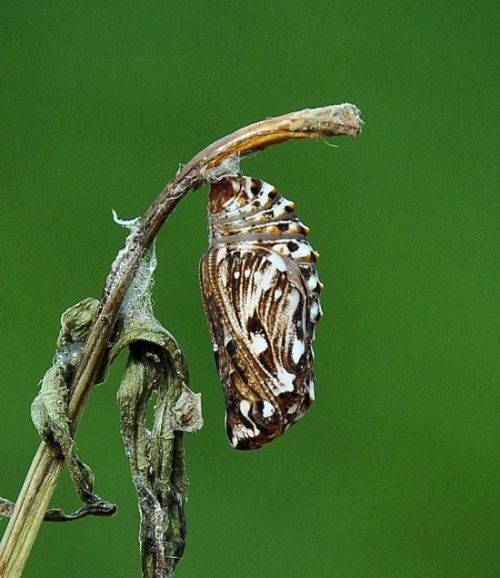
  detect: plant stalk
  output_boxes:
[0,103,362,577]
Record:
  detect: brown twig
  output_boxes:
[0,103,362,577]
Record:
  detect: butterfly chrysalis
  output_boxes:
[200,175,322,449]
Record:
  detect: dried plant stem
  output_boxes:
[0,103,362,577]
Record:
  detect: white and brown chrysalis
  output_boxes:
[200,175,322,449]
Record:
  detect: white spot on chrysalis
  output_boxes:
[239,399,251,417]
[276,367,296,393]
[243,426,256,438]
[262,401,275,418]
[268,252,288,272]
[292,339,305,364]
[261,267,276,291]
[293,242,311,259]
[250,333,268,355]
[286,290,300,313]
[307,274,319,291]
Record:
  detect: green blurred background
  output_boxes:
[1,2,498,577]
